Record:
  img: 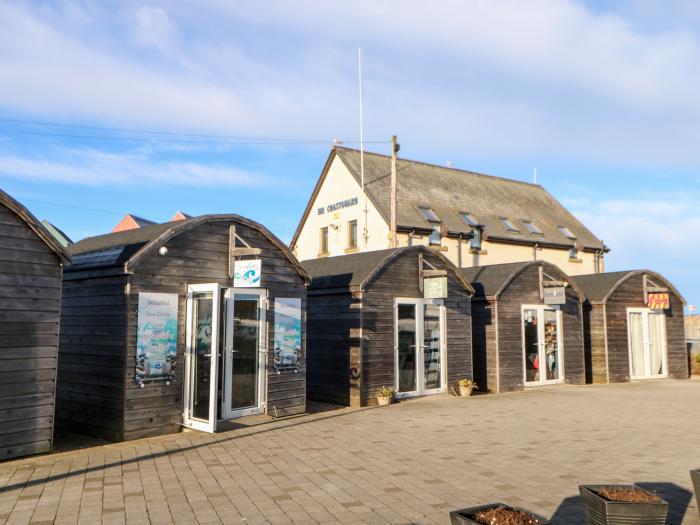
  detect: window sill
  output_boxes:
[317,252,330,258]
[568,257,583,263]
[430,245,449,251]
[469,249,487,255]
[344,247,359,254]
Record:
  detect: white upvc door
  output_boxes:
[627,308,667,379]
[222,289,267,419]
[183,284,222,433]
[394,298,446,398]
[522,305,564,386]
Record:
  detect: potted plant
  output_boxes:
[579,484,668,524]
[450,503,550,524]
[690,469,700,517]
[376,386,394,406]
[458,379,478,397]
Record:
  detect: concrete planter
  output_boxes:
[376,395,392,406]
[691,470,700,517]
[579,485,668,525]
[449,503,550,524]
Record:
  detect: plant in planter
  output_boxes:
[690,469,700,517]
[450,503,550,525]
[376,386,394,406]
[458,379,478,397]
[579,484,668,524]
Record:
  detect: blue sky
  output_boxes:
[1,1,700,307]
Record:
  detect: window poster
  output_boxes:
[273,297,302,372]
[135,293,179,385]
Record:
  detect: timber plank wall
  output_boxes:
[57,219,307,442]
[0,204,63,459]
[592,274,688,383]
[473,263,585,394]
[361,251,472,405]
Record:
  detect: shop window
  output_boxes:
[523,220,543,235]
[460,212,479,227]
[500,217,520,233]
[347,220,358,249]
[319,227,329,255]
[559,226,576,240]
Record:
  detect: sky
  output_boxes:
[1,0,700,307]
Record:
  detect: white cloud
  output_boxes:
[0,147,275,188]
[129,5,178,53]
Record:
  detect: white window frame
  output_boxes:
[626,307,668,380]
[521,304,564,386]
[183,283,222,433]
[393,298,447,398]
[222,288,268,420]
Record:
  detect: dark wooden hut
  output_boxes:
[302,246,474,407]
[571,270,688,383]
[0,189,71,460]
[462,260,586,394]
[57,214,309,441]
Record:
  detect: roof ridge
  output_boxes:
[334,146,543,189]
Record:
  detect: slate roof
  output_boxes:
[460,261,536,299]
[331,147,605,251]
[570,270,685,305]
[302,246,473,293]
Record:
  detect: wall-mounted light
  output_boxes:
[158,246,169,256]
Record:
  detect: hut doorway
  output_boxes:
[394,298,446,398]
[522,305,563,386]
[627,308,667,379]
[183,284,267,432]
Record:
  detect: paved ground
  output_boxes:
[1,380,700,525]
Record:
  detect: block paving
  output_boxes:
[1,380,699,524]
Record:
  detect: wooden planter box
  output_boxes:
[579,485,668,525]
[691,470,700,517]
[450,503,550,525]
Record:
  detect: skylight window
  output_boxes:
[460,212,479,227]
[523,220,543,235]
[500,218,520,233]
[418,207,440,223]
[558,226,576,240]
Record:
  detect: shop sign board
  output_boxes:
[647,292,670,309]
[135,293,178,385]
[233,259,261,287]
[543,286,566,305]
[424,276,448,299]
[273,298,302,372]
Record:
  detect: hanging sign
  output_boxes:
[543,286,566,305]
[647,292,669,309]
[135,293,178,386]
[273,298,302,372]
[233,259,261,287]
[424,276,448,299]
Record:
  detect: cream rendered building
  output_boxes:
[291,147,607,275]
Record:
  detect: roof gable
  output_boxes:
[571,270,685,305]
[334,147,605,251]
[0,189,71,264]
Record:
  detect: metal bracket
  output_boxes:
[229,224,262,278]
[539,266,568,299]
[643,274,667,305]
[418,252,447,292]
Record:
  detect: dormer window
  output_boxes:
[559,226,576,240]
[460,212,479,227]
[523,220,543,235]
[500,217,520,233]
[418,207,442,246]
[418,207,440,222]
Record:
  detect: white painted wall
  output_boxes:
[293,156,389,261]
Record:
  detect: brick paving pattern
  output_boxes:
[1,380,699,524]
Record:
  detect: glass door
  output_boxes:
[183,284,221,433]
[223,290,267,419]
[627,308,667,379]
[522,306,563,386]
[394,299,445,397]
